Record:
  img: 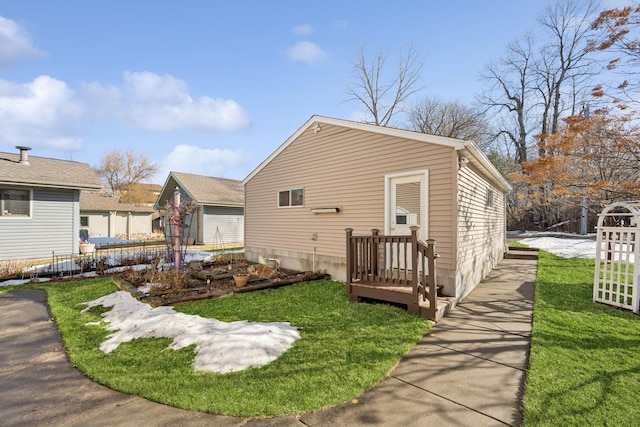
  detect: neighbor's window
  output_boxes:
[486,189,494,208]
[80,216,89,227]
[0,188,30,217]
[278,188,304,207]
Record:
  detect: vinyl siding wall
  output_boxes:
[203,206,244,245]
[455,164,507,299]
[82,212,109,237]
[245,123,457,283]
[0,187,78,259]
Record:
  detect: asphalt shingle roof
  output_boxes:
[0,150,102,190]
[162,172,243,207]
[80,192,155,213]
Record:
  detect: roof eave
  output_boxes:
[458,141,512,193]
[0,179,102,191]
[243,115,467,184]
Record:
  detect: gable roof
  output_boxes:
[243,115,511,193]
[0,150,102,191]
[80,192,155,213]
[157,172,243,208]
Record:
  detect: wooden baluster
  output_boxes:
[410,226,419,300]
[371,229,379,282]
[345,228,353,293]
[426,238,437,320]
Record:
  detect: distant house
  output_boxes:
[0,146,102,259]
[242,116,511,303]
[155,172,244,246]
[79,191,156,240]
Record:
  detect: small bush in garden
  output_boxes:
[149,269,191,293]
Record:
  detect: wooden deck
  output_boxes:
[348,281,454,322]
[345,227,447,321]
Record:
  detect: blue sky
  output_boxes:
[0,1,606,185]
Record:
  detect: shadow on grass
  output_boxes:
[525,251,640,426]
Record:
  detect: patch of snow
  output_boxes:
[81,291,300,373]
[519,237,597,259]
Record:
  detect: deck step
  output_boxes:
[505,248,539,260]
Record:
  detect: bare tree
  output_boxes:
[536,0,600,137]
[94,148,159,199]
[346,44,423,126]
[408,97,493,149]
[479,35,535,165]
[479,0,600,164]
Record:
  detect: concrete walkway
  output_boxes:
[0,256,536,427]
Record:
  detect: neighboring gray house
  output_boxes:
[0,146,102,259]
[156,172,244,246]
[79,192,156,240]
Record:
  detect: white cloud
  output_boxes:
[82,71,250,132]
[0,16,45,69]
[292,24,313,35]
[287,41,327,65]
[159,144,248,178]
[0,76,83,150]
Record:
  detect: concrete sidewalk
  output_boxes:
[0,256,536,427]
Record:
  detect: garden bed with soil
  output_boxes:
[115,254,330,306]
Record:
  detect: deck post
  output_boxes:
[409,226,420,314]
[371,229,379,280]
[345,228,354,296]
[426,238,437,320]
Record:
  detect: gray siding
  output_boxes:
[0,187,78,259]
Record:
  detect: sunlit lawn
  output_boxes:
[523,251,640,426]
[2,278,430,416]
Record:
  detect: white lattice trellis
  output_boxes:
[594,201,640,313]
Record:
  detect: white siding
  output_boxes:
[203,206,244,245]
[84,213,109,237]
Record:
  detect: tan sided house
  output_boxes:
[243,116,511,312]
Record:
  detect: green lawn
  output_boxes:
[523,251,640,426]
[3,278,430,416]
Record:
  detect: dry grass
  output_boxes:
[0,258,46,280]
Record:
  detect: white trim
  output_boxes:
[277,187,304,208]
[459,142,512,193]
[384,170,429,241]
[0,187,32,218]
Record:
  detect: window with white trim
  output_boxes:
[0,188,30,217]
[486,189,494,208]
[278,188,304,207]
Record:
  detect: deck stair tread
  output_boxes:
[505,248,539,260]
[350,282,454,322]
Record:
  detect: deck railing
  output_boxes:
[345,226,438,319]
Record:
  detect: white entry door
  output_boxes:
[386,172,428,275]
[388,173,427,240]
